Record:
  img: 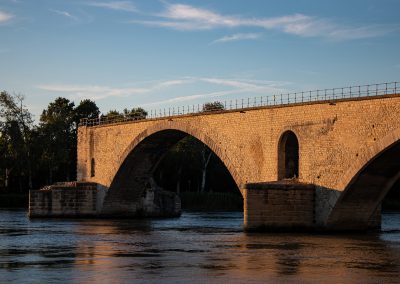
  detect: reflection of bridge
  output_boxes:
[31,82,400,231]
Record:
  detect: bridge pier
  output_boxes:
[244,182,315,231]
[244,182,382,232]
[29,181,181,218]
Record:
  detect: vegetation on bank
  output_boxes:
[0,91,148,193]
[0,192,28,208]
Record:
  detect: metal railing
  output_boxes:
[79,81,398,127]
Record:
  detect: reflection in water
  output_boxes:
[0,210,400,283]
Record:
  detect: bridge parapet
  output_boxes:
[79,81,398,128]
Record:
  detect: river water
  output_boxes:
[0,210,400,283]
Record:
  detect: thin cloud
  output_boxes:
[0,11,14,23]
[212,33,261,44]
[36,78,289,104]
[143,89,245,106]
[49,9,78,21]
[129,3,396,40]
[36,79,192,100]
[88,1,137,12]
[37,84,149,100]
[142,77,290,106]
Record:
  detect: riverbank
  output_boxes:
[180,191,243,211]
[0,192,28,208]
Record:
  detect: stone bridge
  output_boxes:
[71,82,400,231]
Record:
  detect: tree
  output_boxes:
[74,99,100,126]
[202,101,225,112]
[106,110,121,116]
[123,107,148,120]
[0,91,34,190]
[39,97,75,183]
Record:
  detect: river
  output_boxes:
[0,210,400,283]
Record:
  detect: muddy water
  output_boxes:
[0,210,400,283]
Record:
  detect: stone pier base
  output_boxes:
[244,181,315,231]
[29,181,181,219]
[29,182,105,218]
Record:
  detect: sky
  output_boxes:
[1,0,400,120]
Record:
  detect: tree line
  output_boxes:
[0,91,238,197]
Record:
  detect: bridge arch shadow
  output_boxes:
[101,122,243,216]
[327,128,400,230]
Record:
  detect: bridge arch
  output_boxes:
[101,121,243,215]
[327,127,400,230]
[278,130,299,180]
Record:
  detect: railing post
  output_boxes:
[386,82,388,95]
[395,82,397,94]
[376,84,378,96]
[301,92,303,102]
[358,85,361,97]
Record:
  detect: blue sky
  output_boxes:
[1,0,399,119]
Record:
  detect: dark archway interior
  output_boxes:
[154,135,242,211]
[102,130,242,214]
[278,131,299,180]
[382,175,400,211]
[328,141,400,229]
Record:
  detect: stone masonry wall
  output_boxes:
[29,182,101,217]
[78,95,400,193]
[244,182,315,231]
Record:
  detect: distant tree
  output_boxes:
[74,99,100,126]
[123,107,148,120]
[202,101,225,112]
[104,110,121,117]
[155,136,214,193]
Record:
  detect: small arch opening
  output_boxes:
[278,131,299,180]
[90,158,95,177]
